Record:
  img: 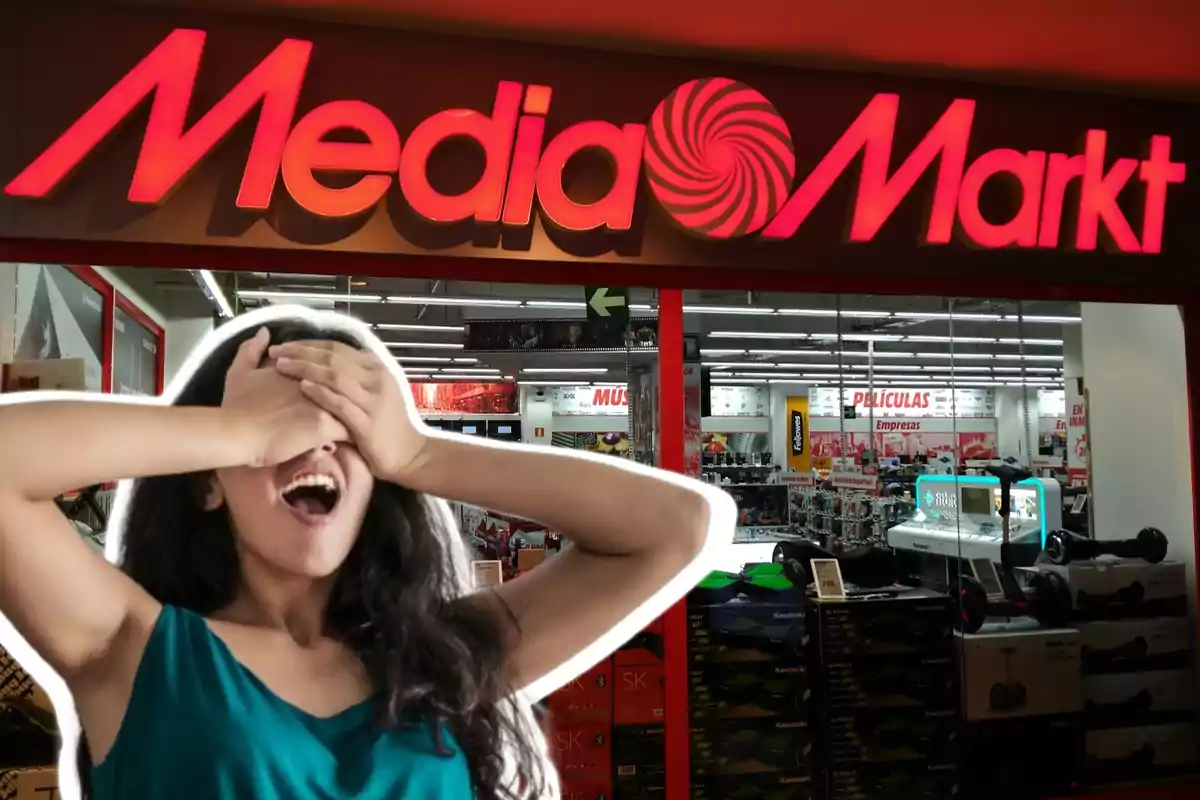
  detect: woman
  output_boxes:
[0,307,734,800]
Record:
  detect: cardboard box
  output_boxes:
[614,618,663,668]
[2,359,87,393]
[1083,669,1194,724]
[0,767,59,800]
[1078,617,1192,674]
[547,659,612,724]
[957,628,1082,721]
[550,721,612,777]
[1041,561,1188,620]
[559,774,612,800]
[1086,722,1198,783]
[613,663,664,725]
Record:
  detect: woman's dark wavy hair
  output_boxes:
[76,317,547,800]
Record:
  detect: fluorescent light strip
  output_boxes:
[997,338,1064,346]
[440,368,502,375]
[684,306,776,315]
[892,312,1003,321]
[384,341,465,349]
[386,295,522,307]
[777,309,892,318]
[395,356,453,363]
[748,349,834,356]
[195,270,234,318]
[521,368,608,374]
[709,331,810,340]
[525,301,586,309]
[238,290,383,303]
[520,381,591,386]
[375,323,465,333]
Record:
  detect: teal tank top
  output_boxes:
[91,605,474,799]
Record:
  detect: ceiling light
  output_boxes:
[997,338,1064,346]
[993,354,1063,362]
[684,306,776,315]
[777,309,892,319]
[387,295,522,307]
[892,312,1003,321]
[747,349,831,356]
[520,380,591,386]
[812,333,906,342]
[730,372,806,379]
[238,290,383,303]
[440,368,502,374]
[710,378,769,384]
[520,368,608,374]
[700,349,747,356]
[192,270,234,318]
[709,331,810,339]
[375,323,465,333]
[452,358,479,364]
[907,335,996,343]
[383,341,464,349]
[395,356,453,363]
[525,301,586,309]
[1010,315,1081,324]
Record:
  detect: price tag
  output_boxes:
[811,558,846,600]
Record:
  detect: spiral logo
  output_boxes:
[643,78,796,239]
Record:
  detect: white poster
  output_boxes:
[809,387,995,418]
[550,385,629,416]
[709,384,769,417]
[1038,388,1066,418]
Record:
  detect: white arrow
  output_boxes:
[589,287,626,317]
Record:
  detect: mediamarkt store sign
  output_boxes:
[4,28,1186,253]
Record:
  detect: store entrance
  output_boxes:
[1,262,1198,800]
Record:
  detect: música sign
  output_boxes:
[0,17,1192,272]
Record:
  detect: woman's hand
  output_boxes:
[222,328,350,467]
[269,339,428,481]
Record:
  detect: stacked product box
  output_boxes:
[687,582,814,800]
[808,590,959,800]
[1045,560,1198,785]
[956,624,1084,798]
[547,656,614,800]
[612,619,666,800]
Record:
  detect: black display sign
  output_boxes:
[464,318,658,352]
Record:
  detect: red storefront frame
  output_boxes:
[6,237,1200,800]
[65,264,166,396]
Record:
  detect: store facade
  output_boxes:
[1,5,1199,800]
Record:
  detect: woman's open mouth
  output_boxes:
[280,473,342,523]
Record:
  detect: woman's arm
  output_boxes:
[400,435,736,698]
[0,396,249,682]
[0,333,338,680]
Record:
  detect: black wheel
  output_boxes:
[1137,527,1169,563]
[957,576,989,633]
[1043,529,1073,565]
[1029,569,1073,628]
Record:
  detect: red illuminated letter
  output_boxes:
[280,101,400,217]
[957,149,1047,248]
[536,121,646,232]
[4,28,312,208]
[1138,136,1186,254]
[760,94,974,244]
[1075,130,1140,252]
[398,82,523,224]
